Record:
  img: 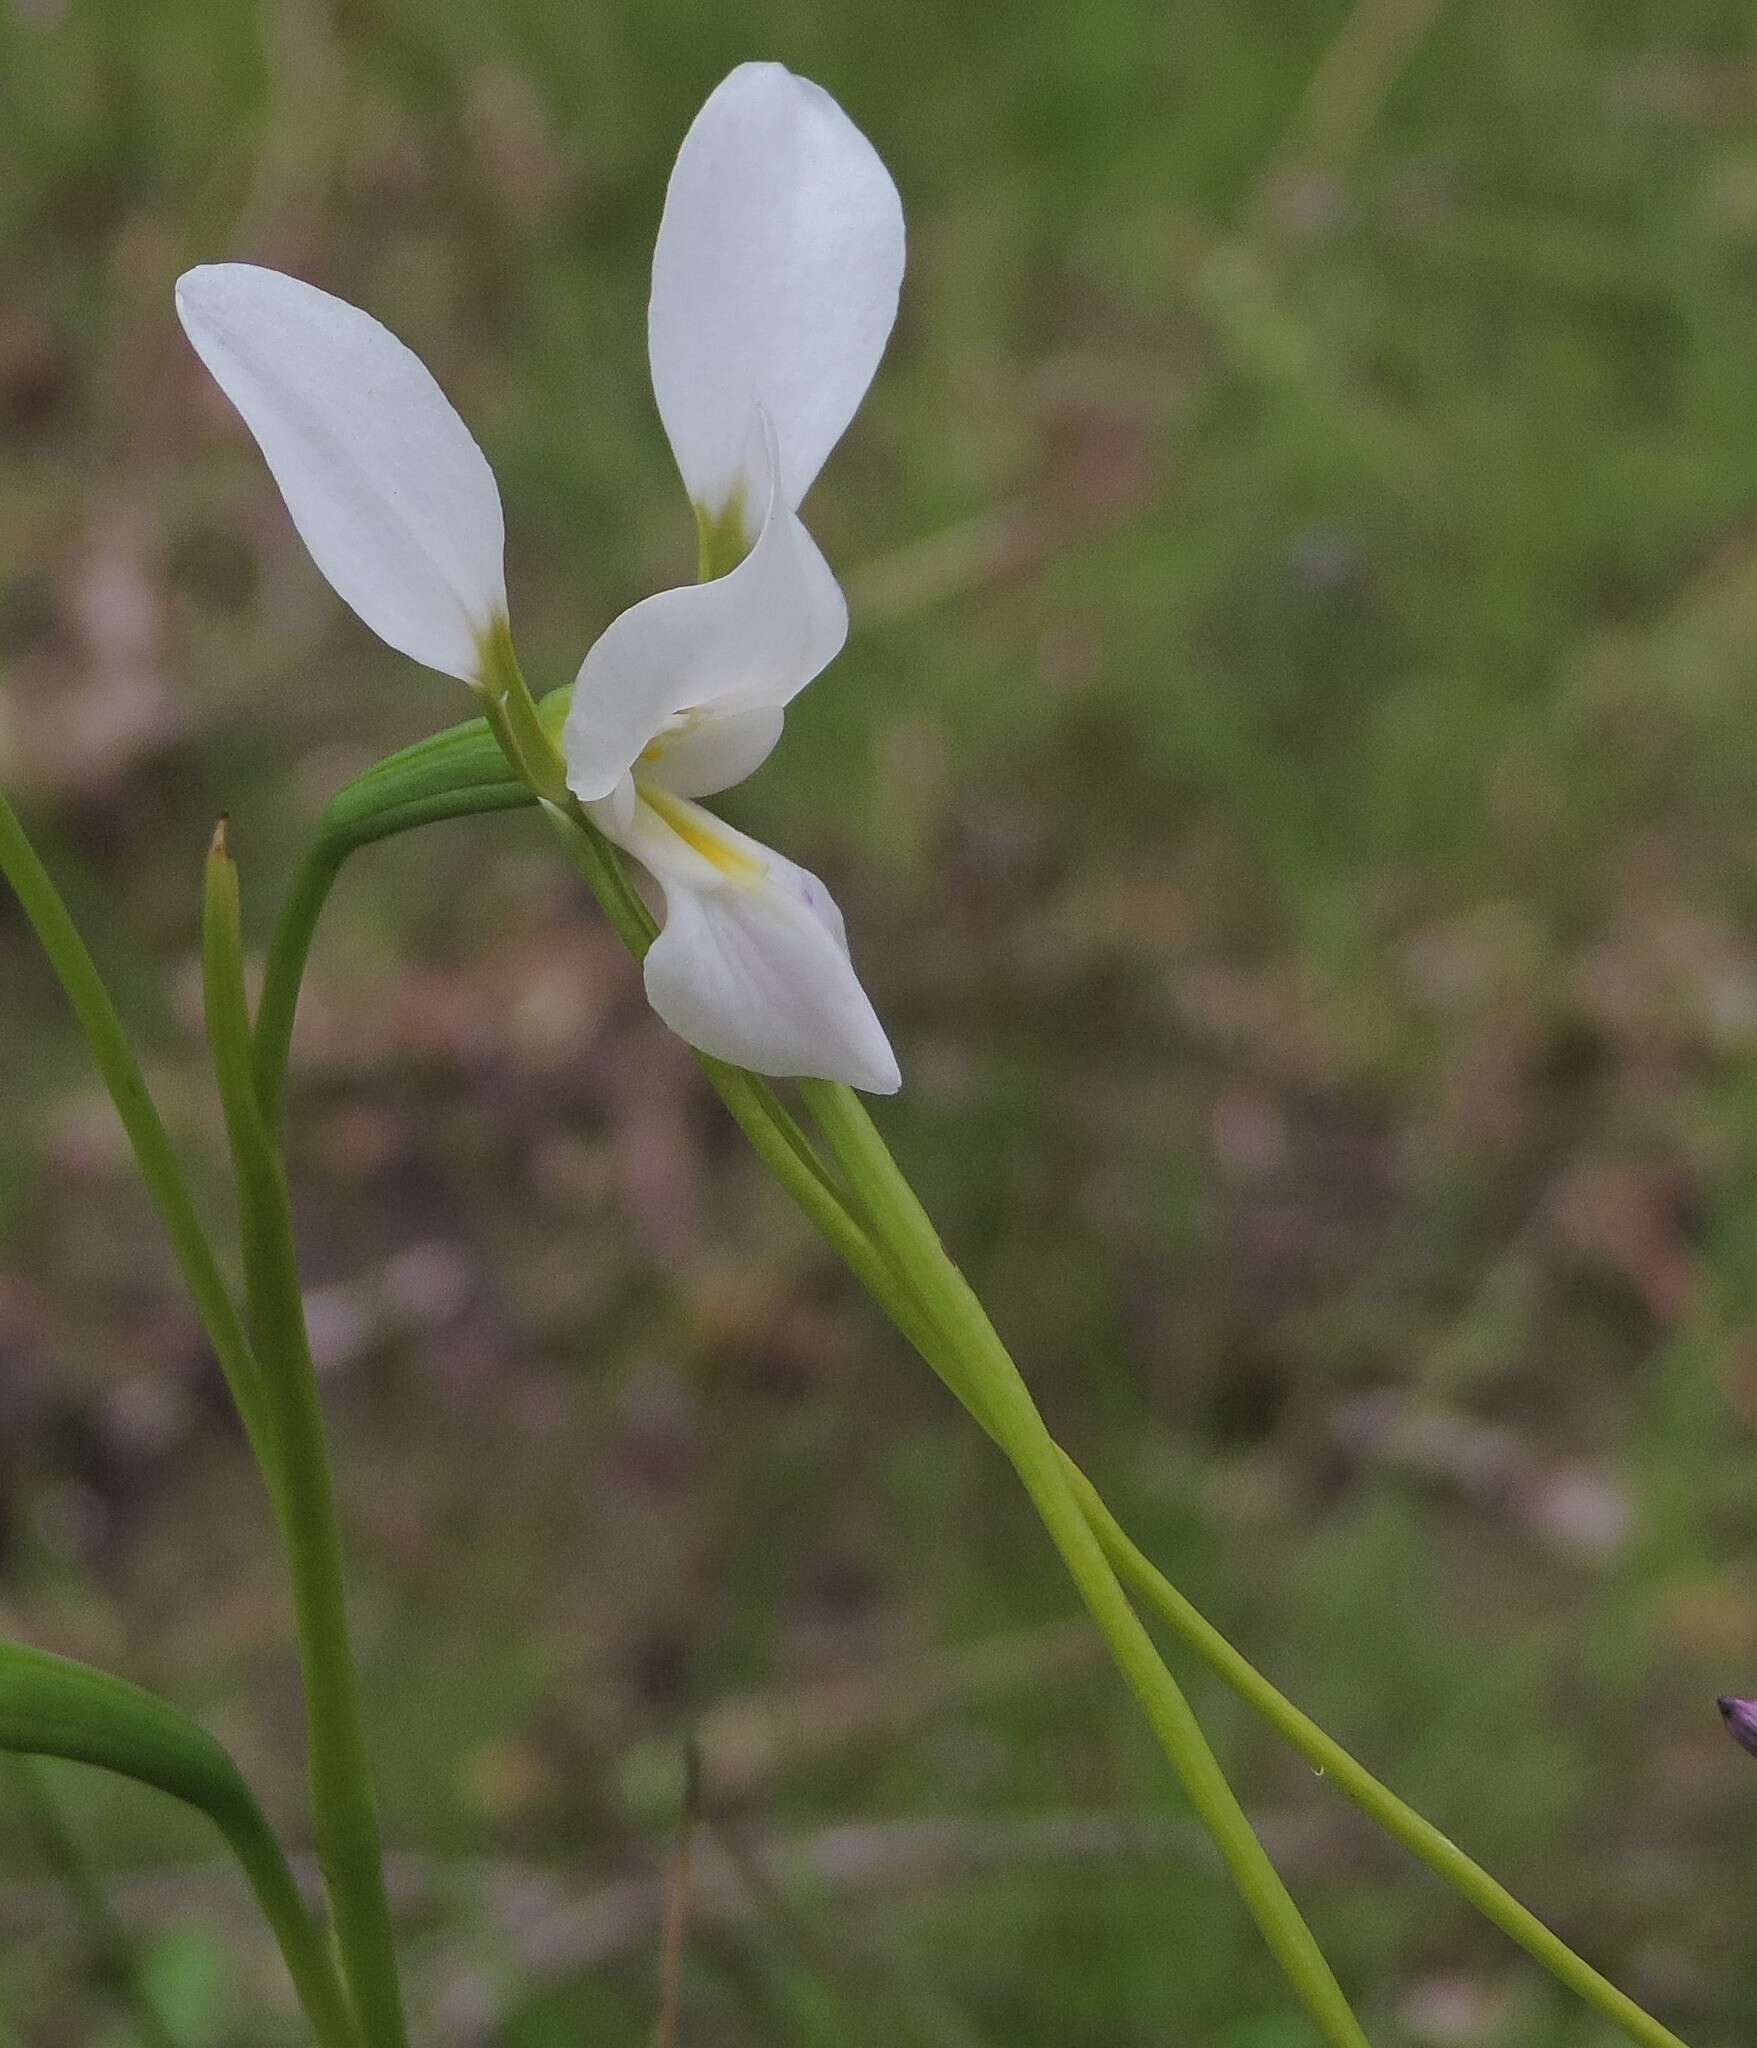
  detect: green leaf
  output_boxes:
[316,684,571,856]
[0,1641,257,1831]
[0,1642,360,2048]
[252,686,566,1132]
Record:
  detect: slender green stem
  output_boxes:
[543,796,656,956]
[815,1195,1690,2048]
[1060,1466,1691,2048]
[5,1758,181,2048]
[0,792,278,1492]
[796,1080,1370,2048]
[253,746,1357,2028]
[0,798,369,2047]
[254,781,540,1135]
[788,1086,1691,2048]
[203,829,406,2048]
[477,621,572,807]
[687,1101,1691,2048]
[210,1780,365,2048]
[253,840,342,1138]
[802,1215,1691,2048]
[252,739,1690,2048]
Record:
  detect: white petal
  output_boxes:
[649,62,904,522]
[645,706,786,799]
[562,412,846,803]
[176,264,507,683]
[618,793,899,1092]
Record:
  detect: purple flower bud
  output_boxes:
[1718,1697,1757,1757]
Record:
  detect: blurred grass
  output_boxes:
[5,0,1757,2041]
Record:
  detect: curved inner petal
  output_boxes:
[648,62,905,521]
[563,410,846,804]
[640,704,786,799]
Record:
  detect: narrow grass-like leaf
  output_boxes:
[316,684,571,851]
[0,792,277,1490]
[204,829,407,2048]
[0,1641,252,1826]
[0,1641,359,2047]
[250,695,556,1129]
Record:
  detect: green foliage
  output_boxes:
[318,701,541,854]
[0,1636,256,1832]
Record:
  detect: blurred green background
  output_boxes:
[4,0,1757,2040]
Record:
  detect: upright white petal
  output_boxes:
[563,410,846,804]
[618,794,899,1092]
[176,264,507,684]
[649,62,905,524]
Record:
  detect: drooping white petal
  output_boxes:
[563,410,846,804]
[176,263,507,683]
[617,792,899,1092]
[649,62,905,523]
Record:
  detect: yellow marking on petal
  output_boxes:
[694,490,754,583]
[642,784,764,882]
[472,610,522,697]
[638,708,698,766]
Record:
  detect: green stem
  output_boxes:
[203,829,406,2048]
[712,1117,1689,2048]
[254,780,537,1135]
[252,760,1358,2029]
[787,1087,1690,2048]
[0,792,278,1493]
[475,620,570,809]
[1060,1465,1692,2048]
[5,1758,181,2048]
[211,1779,366,2048]
[796,1080,1370,2048]
[252,839,342,1139]
[251,746,1689,2048]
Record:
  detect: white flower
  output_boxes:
[176,62,903,1093]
